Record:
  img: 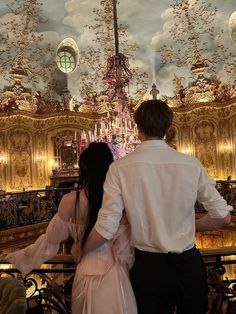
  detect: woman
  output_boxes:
[7,142,137,314]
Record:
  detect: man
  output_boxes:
[84,100,232,314]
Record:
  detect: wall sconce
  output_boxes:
[0,154,7,165]
[35,154,45,162]
[219,142,233,153]
[180,146,193,155]
[52,160,59,170]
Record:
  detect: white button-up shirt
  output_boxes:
[95,140,232,253]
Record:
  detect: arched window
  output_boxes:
[56,47,76,73]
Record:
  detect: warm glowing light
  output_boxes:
[26,273,47,298]
[48,159,59,170]
[219,142,233,153]
[94,111,140,159]
[52,161,59,170]
[0,264,12,270]
[180,146,193,155]
[35,154,45,162]
[0,154,7,164]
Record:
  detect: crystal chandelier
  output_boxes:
[92,109,139,160]
[93,0,140,159]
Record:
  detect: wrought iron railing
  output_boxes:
[196,180,236,212]
[0,255,75,314]
[216,180,236,210]
[0,180,235,231]
[1,249,236,314]
[201,247,236,314]
[0,187,76,230]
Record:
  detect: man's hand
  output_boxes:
[83,228,108,254]
[71,242,83,264]
[196,212,231,232]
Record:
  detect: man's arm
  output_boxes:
[196,162,233,231]
[196,212,231,232]
[84,162,124,253]
[83,228,108,254]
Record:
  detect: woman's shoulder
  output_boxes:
[57,191,77,222]
[58,189,88,223]
[60,190,77,206]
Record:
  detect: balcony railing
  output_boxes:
[0,187,76,230]
[0,181,235,231]
[1,248,236,314]
[196,180,236,212]
[0,255,75,314]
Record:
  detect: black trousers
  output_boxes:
[130,246,208,314]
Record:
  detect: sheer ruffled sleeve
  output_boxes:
[6,214,70,277]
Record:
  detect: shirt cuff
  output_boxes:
[208,205,233,219]
[94,221,115,241]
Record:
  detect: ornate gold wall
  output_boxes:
[0,111,96,191]
[172,98,236,180]
[0,97,235,191]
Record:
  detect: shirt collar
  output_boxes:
[139,140,169,149]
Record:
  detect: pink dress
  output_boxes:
[6,213,137,314]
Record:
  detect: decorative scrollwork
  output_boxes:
[0,268,73,314]
[0,187,74,230]
[24,272,72,314]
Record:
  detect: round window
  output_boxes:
[56,48,76,73]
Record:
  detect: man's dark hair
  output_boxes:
[134,100,173,138]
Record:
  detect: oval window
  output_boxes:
[56,47,76,73]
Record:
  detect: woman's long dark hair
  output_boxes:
[77,142,113,246]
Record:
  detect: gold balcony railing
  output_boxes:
[0,248,236,314]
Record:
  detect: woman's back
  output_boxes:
[7,141,137,314]
[58,190,137,313]
[60,190,134,275]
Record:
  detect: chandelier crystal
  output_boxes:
[93,108,139,159]
[92,0,140,159]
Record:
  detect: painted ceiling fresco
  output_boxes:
[0,0,235,100]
